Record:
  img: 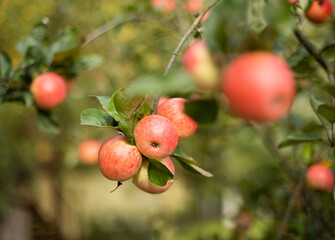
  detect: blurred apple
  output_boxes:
[78,139,101,164]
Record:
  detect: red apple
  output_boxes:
[305,0,333,23]
[306,164,334,192]
[134,115,178,159]
[289,0,299,4]
[182,39,219,91]
[78,139,101,164]
[133,157,175,194]
[221,52,296,122]
[157,98,198,141]
[98,135,142,182]
[183,0,204,14]
[30,72,67,111]
[152,0,176,13]
[201,11,211,23]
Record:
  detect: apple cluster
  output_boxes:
[97,97,198,194]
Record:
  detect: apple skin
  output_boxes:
[221,52,296,122]
[98,135,142,182]
[134,115,178,159]
[152,0,176,12]
[305,0,333,24]
[78,139,101,164]
[306,164,334,192]
[289,0,299,4]
[133,157,175,194]
[157,98,198,141]
[182,39,219,91]
[183,0,204,14]
[30,72,67,111]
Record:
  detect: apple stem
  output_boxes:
[110,181,122,193]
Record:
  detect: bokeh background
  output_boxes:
[1,0,335,239]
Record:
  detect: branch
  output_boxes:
[275,174,304,240]
[164,0,221,75]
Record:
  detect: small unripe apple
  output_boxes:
[98,135,142,182]
[183,0,204,14]
[134,115,178,159]
[306,164,334,192]
[133,157,175,194]
[152,0,176,13]
[305,0,333,24]
[157,98,198,141]
[78,139,101,164]
[221,52,296,122]
[182,39,220,91]
[30,72,67,111]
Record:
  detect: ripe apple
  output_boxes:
[133,157,175,194]
[305,0,333,24]
[183,0,204,14]
[157,98,198,141]
[30,72,67,111]
[152,0,176,13]
[182,39,220,91]
[98,135,142,182]
[289,0,299,4]
[306,164,334,192]
[134,115,178,159]
[78,139,101,164]
[221,52,296,122]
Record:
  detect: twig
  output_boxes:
[82,15,142,48]
[164,0,221,75]
[275,174,304,240]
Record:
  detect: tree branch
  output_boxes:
[164,0,221,75]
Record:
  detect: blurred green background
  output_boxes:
[1,0,335,239]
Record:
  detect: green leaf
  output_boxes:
[328,148,335,162]
[36,111,60,134]
[322,84,335,98]
[106,90,134,145]
[302,143,314,165]
[128,70,195,96]
[317,103,335,124]
[69,55,103,74]
[81,108,119,129]
[23,92,34,108]
[310,95,332,142]
[148,158,175,186]
[171,145,200,167]
[278,131,322,148]
[184,98,219,125]
[89,95,111,109]
[32,21,48,43]
[114,88,145,120]
[0,50,12,80]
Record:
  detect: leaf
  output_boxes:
[148,158,175,186]
[317,103,335,124]
[171,146,213,177]
[171,145,200,167]
[36,111,60,134]
[114,88,144,120]
[89,95,111,109]
[106,90,134,145]
[69,55,103,74]
[328,148,335,162]
[184,98,219,125]
[302,143,314,165]
[81,108,119,129]
[278,131,322,148]
[310,95,332,141]
[0,50,12,80]
[322,84,335,97]
[32,21,48,43]
[23,92,34,108]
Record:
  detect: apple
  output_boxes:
[133,157,175,194]
[78,139,101,164]
[152,0,176,13]
[183,0,204,14]
[305,0,333,24]
[156,98,198,141]
[201,11,211,23]
[306,164,334,192]
[30,72,67,111]
[134,115,178,159]
[221,52,296,122]
[182,39,220,91]
[289,0,299,4]
[98,135,142,182]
